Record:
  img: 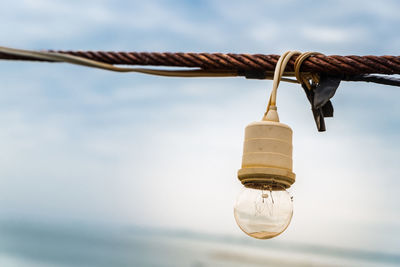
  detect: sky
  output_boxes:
[0,0,399,254]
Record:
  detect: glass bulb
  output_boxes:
[234,186,293,239]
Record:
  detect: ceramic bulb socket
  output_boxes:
[238,109,296,190]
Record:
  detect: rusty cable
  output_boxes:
[1,49,400,75]
[1,46,400,86]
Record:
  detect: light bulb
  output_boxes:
[234,185,293,239]
[236,108,296,239]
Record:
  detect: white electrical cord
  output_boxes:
[0,46,304,82]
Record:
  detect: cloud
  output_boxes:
[300,26,365,44]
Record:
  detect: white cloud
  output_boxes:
[301,26,366,44]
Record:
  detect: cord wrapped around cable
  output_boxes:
[1,46,400,132]
[1,47,400,76]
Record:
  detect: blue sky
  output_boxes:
[0,0,400,254]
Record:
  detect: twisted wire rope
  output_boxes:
[1,50,400,75]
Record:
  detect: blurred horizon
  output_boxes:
[1,218,400,266]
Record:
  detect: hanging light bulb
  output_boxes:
[234,186,293,239]
[234,112,295,239]
[234,51,299,239]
